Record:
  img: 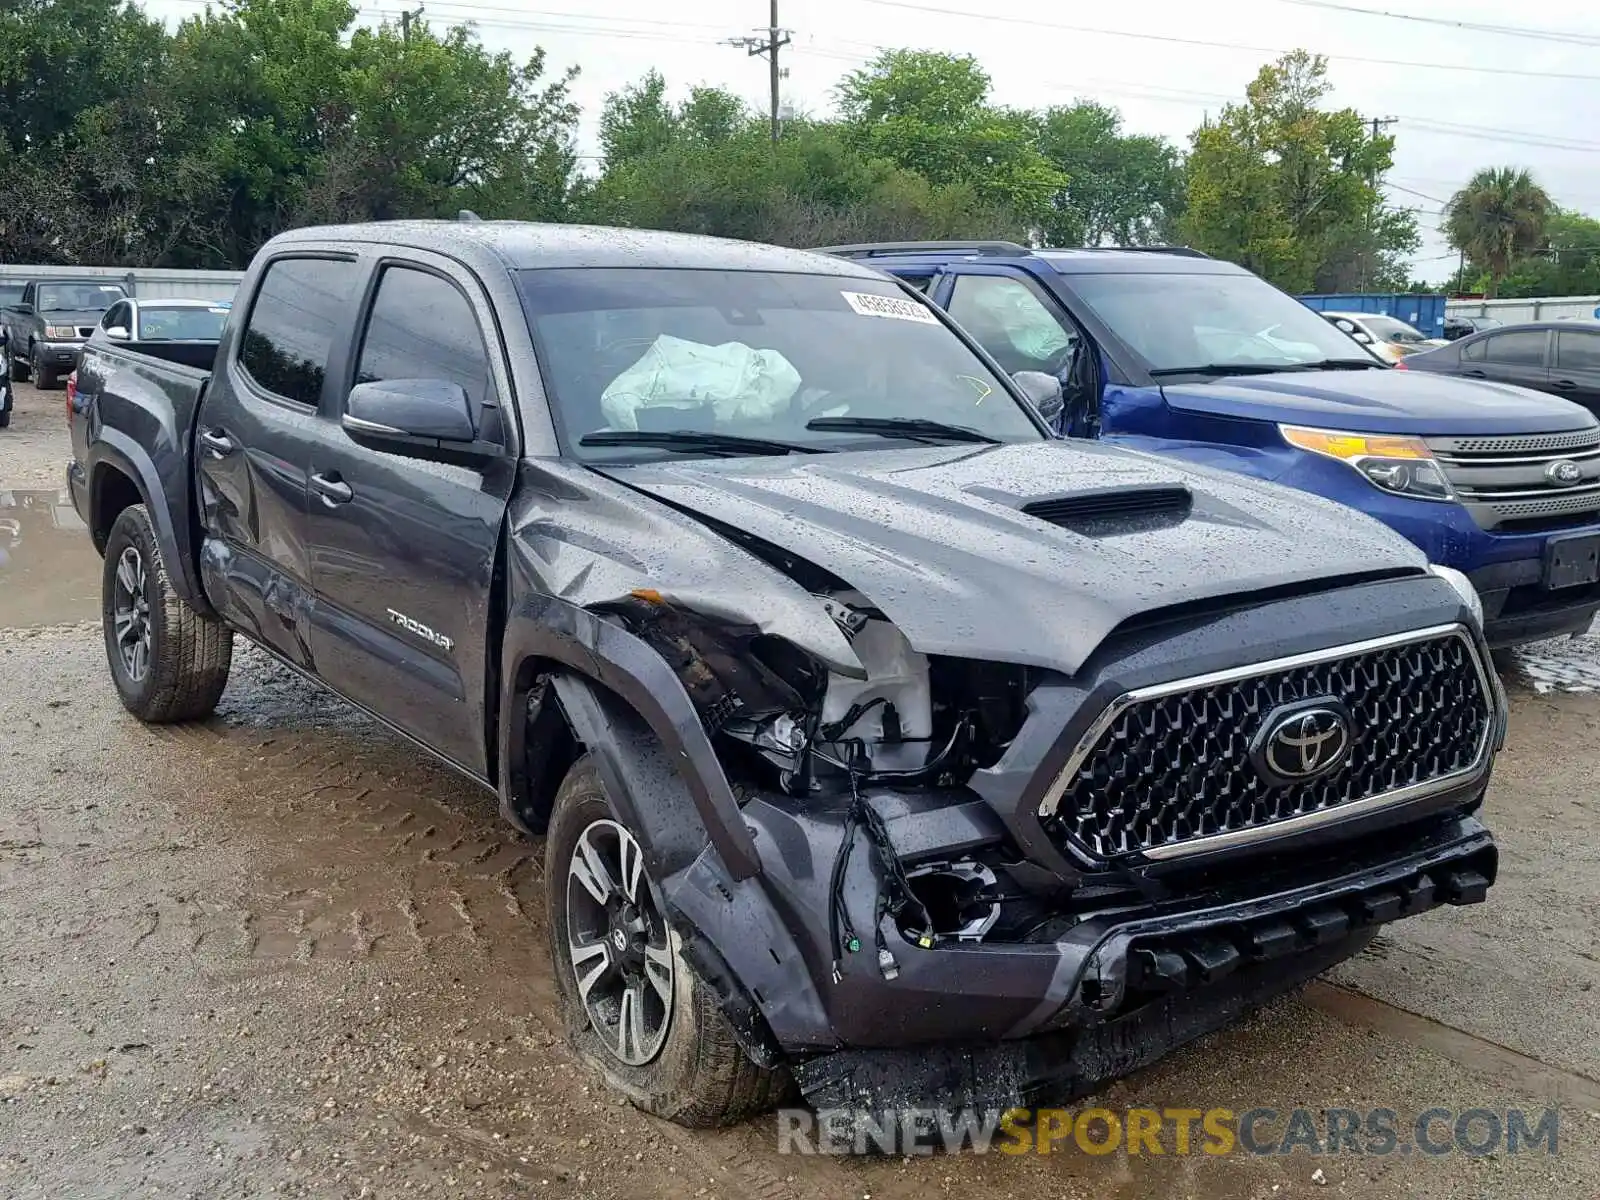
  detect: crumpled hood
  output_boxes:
[1162,368,1597,435]
[595,441,1425,674]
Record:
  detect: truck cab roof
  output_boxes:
[272,220,889,279]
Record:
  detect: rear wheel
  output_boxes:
[546,755,780,1126]
[102,504,233,722]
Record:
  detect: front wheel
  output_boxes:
[546,756,781,1126]
[102,504,233,722]
[31,345,56,389]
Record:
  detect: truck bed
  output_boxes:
[108,339,219,373]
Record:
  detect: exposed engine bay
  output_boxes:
[610,588,1031,954]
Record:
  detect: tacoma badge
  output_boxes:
[386,608,453,652]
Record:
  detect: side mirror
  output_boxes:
[342,379,496,466]
[106,326,130,341]
[1012,370,1065,427]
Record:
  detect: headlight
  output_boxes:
[1279,424,1454,501]
[1427,563,1484,630]
[44,325,78,339]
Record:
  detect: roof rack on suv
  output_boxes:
[813,240,1031,259]
[1104,246,1212,259]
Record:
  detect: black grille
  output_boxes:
[1049,632,1491,859]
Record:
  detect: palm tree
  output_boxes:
[1443,167,1551,297]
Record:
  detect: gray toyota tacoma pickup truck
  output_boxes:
[67,220,1504,1128]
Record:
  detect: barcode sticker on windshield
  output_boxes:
[841,291,938,324]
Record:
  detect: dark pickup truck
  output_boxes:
[69,220,1504,1128]
[2,276,130,388]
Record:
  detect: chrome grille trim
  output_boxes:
[1037,624,1495,861]
[1425,429,1600,529]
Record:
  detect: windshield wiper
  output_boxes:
[579,429,821,456]
[1150,359,1382,378]
[804,416,1000,444]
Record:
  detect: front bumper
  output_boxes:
[786,811,1494,1113]
[35,340,85,368]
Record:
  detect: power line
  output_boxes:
[1267,0,1600,46]
[855,0,1600,82]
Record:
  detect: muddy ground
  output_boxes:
[3,379,1600,1199]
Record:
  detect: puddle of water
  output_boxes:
[1510,629,1600,694]
[0,488,102,628]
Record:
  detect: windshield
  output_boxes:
[516,268,1044,459]
[38,282,126,312]
[1351,314,1427,344]
[137,305,228,341]
[1068,271,1379,372]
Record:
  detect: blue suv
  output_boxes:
[819,241,1600,648]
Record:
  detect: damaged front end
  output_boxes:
[552,584,1495,1117]
[503,461,1502,1118]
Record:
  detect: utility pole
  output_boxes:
[727,2,791,143]
[400,5,423,42]
[1361,115,1398,292]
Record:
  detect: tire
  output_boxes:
[0,405,9,429]
[546,755,780,1127]
[102,504,233,722]
[31,345,55,390]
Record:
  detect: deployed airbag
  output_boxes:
[601,335,802,431]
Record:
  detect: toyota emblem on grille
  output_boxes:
[1545,459,1584,486]
[1250,700,1353,785]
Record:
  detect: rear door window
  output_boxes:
[237,257,360,407]
[1555,330,1600,373]
[1481,329,1548,367]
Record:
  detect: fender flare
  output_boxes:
[497,596,761,882]
[87,434,214,616]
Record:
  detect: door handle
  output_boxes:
[1552,379,1579,390]
[310,472,354,506]
[199,429,234,456]
[1462,369,1487,378]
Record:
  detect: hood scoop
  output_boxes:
[1021,486,1192,535]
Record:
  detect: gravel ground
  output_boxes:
[4,380,1600,1198]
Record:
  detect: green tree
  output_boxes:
[1181,51,1417,292]
[835,50,1063,227]
[1035,101,1185,246]
[1443,167,1553,297]
[598,69,679,166]
[1493,209,1600,299]
[303,18,578,225]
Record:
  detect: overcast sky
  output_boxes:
[150,0,1600,281]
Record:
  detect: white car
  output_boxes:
[1320,311,1447,365]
